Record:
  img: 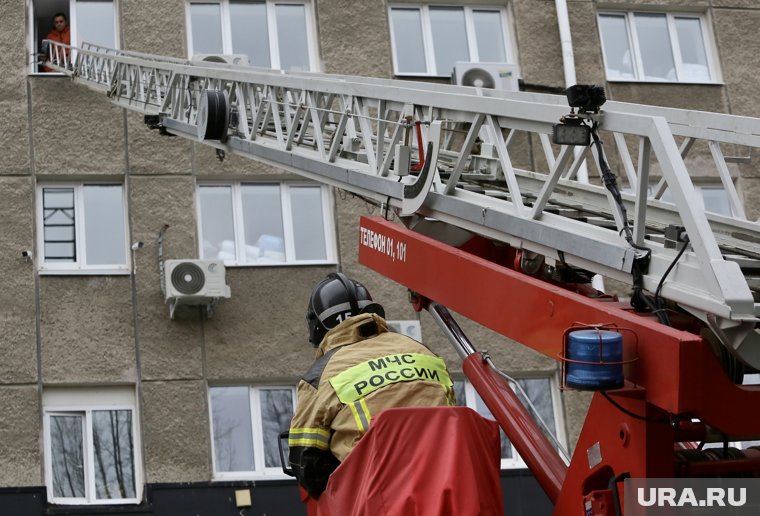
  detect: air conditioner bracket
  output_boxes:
[168,298,221,320]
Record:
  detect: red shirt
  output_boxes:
[43,26,71,72]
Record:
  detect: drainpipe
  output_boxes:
[555,0,588,183]
[556,0,577,87]
[556,0,606,292]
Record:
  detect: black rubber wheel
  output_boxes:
[198,90,228,141]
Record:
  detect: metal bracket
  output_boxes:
[169,299,178,320]
[206,298,220,319]
[168,298,220,320]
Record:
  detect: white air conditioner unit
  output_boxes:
[191,54,251,66]
[164,259,231,318]
[453,62,519,91]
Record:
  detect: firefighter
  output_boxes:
[288,273,455,498]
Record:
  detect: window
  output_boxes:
[388,5,514,77]
[36,183,129,274]
[198,182,336,266]
[29,0,118,74]
[43,387,141,505]
[454,376,565,469]
[186,0,318,71]
[657,184,736,217]
[209,385,296,479]
[598,12,718,83]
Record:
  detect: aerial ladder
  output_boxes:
[45,42,760,515]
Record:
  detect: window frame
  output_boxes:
[42,388,142,506]
[625,178,741,218]
[208,384,297,480]
[456,374,566,470]
[196,181,338,267]
[387,3,515,77]
[597,10,720,84]
[659,183,739,217]
[185,0,319,71]
[35,182,131,275]
[28,0,120,75]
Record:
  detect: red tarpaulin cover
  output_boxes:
[303,406,504,516]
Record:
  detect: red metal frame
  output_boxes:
[358,216,760,515]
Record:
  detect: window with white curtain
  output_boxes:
[43,387,141,505]
[197,182,336,266]
[186,0,318,71]
[388,5,514,77]
[598,11,718,83]
[454,376,565,469]
[209,385,296,478]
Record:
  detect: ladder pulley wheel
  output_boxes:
[197,90,228,141]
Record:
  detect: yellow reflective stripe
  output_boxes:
[289,427,330,439]
[329,353,453,404]
[359,397,372,427]
[288,427,330,449]
[350,398,372,433]
[349,402,366,433]
[288,437,330,450]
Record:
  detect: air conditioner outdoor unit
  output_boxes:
[191,54,251,66]
[164,259,231,318]
[453,62,519,91]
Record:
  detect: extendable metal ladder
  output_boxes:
[45,41,760,369]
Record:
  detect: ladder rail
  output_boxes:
[44,40,760,368]
[52,41,760,144]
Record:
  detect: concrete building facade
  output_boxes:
[2,0,759,514]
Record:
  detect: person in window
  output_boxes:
[42,12,71,72]
[288,273,455,499]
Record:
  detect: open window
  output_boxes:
[29,0,118,74]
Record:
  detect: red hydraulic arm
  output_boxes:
[427,302,567,503]
[358,216,760,516]
[464,353,566,502]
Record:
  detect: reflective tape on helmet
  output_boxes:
[329,353,452,404]
[289,427,330,450]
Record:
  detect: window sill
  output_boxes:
[393,73,451,80]
[28,72,67,77]
[39,268,131,276]
[212,473,296,482]
[218,260,338,268]
[500,464,530,471]
[605,79,724,86]
[46,501,146,513]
